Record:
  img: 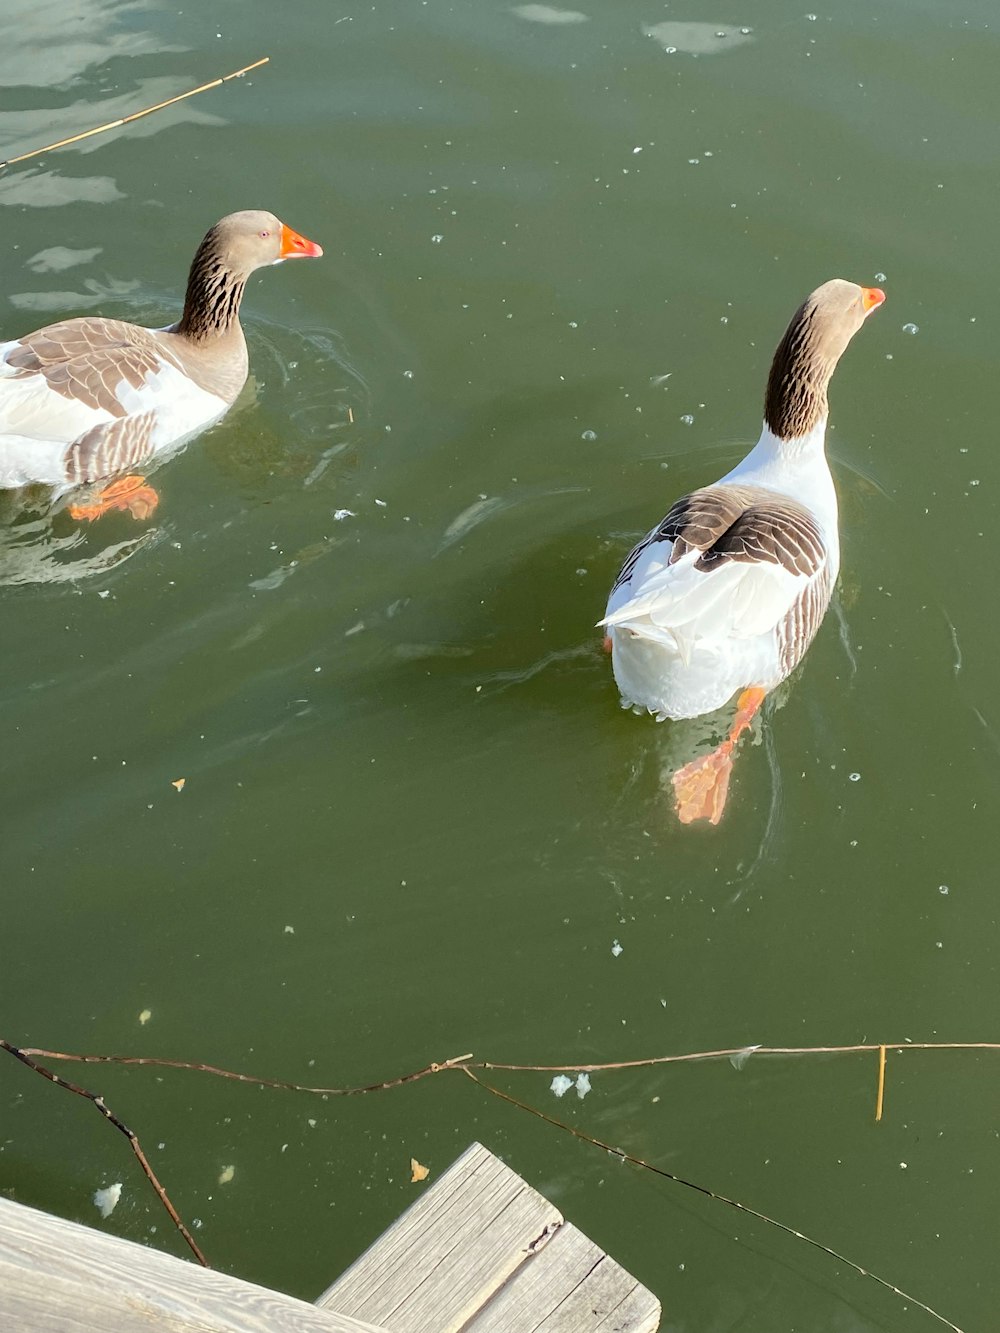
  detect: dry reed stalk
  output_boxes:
[876,1043,887,1121]
[0,58,269,171]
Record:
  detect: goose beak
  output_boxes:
[279,223,323,259]
[860,286,885,314]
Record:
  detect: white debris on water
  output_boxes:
[902,323,919,335]
[512,5,589,24]
[642,22,754,55]
[93,1183,122,1218]
[550,1073,592,1098]
[218,1165,235,1185]
[333,508,356,521]
[611,939,623,957]
[729,1045,761,1071]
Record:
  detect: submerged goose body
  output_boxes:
[602,278,884,823]
[0,210,322,517]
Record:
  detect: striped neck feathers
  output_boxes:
[176,229,248,341]
[764,299,840,442]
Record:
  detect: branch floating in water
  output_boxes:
[0,57,270,172]
[0,1039,207,1266]
[6,1035,986,1330]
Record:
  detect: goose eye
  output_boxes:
[259,230,270,239]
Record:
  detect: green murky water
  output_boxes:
[3,2,999,1328]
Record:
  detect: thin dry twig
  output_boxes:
[17,1038,1000,1092]
[482,1039,1000,1074]
[0,58,269,172]
[876,1044,887,1122]
[1,1040,208,1267]
[462,1068,965,1333]
[5,1035,988,1328]
[16,1045,473,1096]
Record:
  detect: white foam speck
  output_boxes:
[94,1183,122,1218]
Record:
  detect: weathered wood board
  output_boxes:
[467,1220,661,1332]
[318,1142,660,1332]
[0,1195,385,1333]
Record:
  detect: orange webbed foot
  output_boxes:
[68,476,159,522]
[670,686,767,825]
[672,745,735,825]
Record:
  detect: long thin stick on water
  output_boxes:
[0,1040,207,1266]
[14,1038,1000,1089]
[1,1036,974,1328]
[0,58,269,172]
[462,1068,966,1333]
[876,1044,887,1121]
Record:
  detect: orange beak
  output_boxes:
[860,286,885,314]
[279,223,323,259]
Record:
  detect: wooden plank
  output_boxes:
[0,1196,385,1333]
[466,1222,660,1332]
[317,1142,561,1331]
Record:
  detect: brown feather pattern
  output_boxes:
[6,319,175,417]
[763,301,828,439]
[776,565,832,676]
[614,483,825,588]
[176,232,248,340]
[763,280,869,440]
[63,411,157,484]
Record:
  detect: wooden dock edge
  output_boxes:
[0,1143,659,1332]
[0,1194,385,1333]
[318,1142,661,1331]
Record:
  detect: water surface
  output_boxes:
[3,3,999,1329]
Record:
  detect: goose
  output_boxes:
[0,210,322,519]
[601,278,885,825]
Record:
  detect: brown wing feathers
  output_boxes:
[646,484,824,579]
[63,412,157,484]
[6,319,168,417]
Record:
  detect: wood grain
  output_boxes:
[467,1222,660,1332]
[0,1195,384,1333]
[317,1143,660,1332]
